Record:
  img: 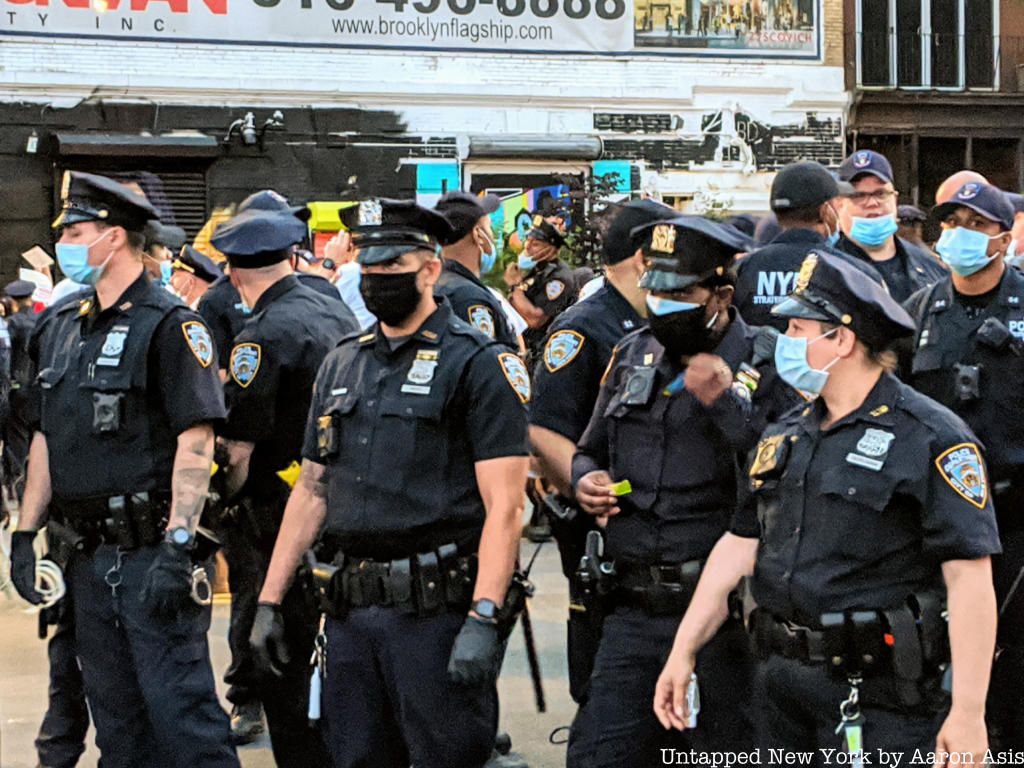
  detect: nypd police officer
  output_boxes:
[903,182,1024,752]
[10,171,238,768]
[568,216,799,767]
[656,251,1000,763]
[211,205,359,766]
[251,200,530,768]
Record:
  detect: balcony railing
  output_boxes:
[848,31,1024,92]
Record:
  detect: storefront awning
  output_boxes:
[55,133,220,158]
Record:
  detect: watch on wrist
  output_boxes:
[471,598,499,623]
[165,526,195,551]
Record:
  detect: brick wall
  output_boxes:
[824,0,844,68]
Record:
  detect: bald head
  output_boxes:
[935,170,989,204]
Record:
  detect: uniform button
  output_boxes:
[847,487,857,496]
[368,399,376,408]
[405,407,413,415]
[359,437,368,445]
[356,476,363,483]
[792,527,800,536]
[795,479,803,488]
[782,571,791,580]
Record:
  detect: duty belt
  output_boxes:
[51,491,171,551]
[614,559,704,617]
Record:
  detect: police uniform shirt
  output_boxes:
[221,274,359,499]
[902,266,1024,480]
[521,259,576,320]
[836,233,946,303]
[731,372,1001,626]
[572,310,800,565]
[197,274,248,369]
[735,230,885,330]
[302,299,530,558]
[437,259,517,348]
[30,273,226,501]
[531,281,643,442]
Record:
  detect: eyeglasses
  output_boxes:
[846,190,898,205]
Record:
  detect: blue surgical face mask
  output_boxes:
[825,205,841,248]
[935,227,1002,277]
[646,294,700,316]
[849,214,898,247]
[158,260,173,286]
[1006,239,1017,262]
[55,229,115,286]
[517,253,536,271]
[774,328,840,397]
[478,229,497,274]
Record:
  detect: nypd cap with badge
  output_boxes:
[527,215,567,249]
[175,245,223,284]
[211,208,308,268]
[52,171,160,233]
[838,149,894,185]
[237,189,311,221]
[633,215,752,293]
[771,250,916,349]
[598,199,677,266]
[341,199,458,266]
[932,182,1015,232]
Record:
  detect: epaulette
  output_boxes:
[447,316,491,348]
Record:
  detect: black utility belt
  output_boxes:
[52,491,171,551]
[613,560,704,617]
[749,600,949,682]
[308,542,476,619]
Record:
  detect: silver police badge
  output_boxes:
[468,305,496,339]
[856,428,895,457]
[181,321,214,369]
[407,358,437,385]
[101,330,127,358]
[544,330,584,373]
[936,443,989,509]
[230,343,262,389]
[498,352,531,404]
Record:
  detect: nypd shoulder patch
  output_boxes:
[181,321,214,369]
[467,304,496,339]
[230,343,262,389]
[497,352,531,404]
[935,442,989,509]
[544,330,584,373]
[546,280,565,301]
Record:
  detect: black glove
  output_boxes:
[250,602,290,678]
[10,530,43,605]
[139,542,193,619]
[447,616,502,687]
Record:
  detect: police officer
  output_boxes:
[836,149,945,302]
[505,213,577,368]
[735,161,883,330]
[902,182,1024,751]
[169,245,222,310]
[656,251,1000,763]
[210,206,357,767]
[251,199,530,768]
[9,171,238,768]
[3,279,37,498]
[568,216,800,767]
[143,219,187,286]
[530,199,673,704]
[433,191,518,349]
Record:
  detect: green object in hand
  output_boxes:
[609,480,632,497]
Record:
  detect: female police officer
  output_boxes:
[655,251,1001,764]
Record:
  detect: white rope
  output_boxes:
[34,558,66,608]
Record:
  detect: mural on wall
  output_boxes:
[488,184,572,254]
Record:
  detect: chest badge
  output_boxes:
[402,349,439,395]
[546,280,565,301]
[544,330,584,373]
[97,325,130,367]
[230,343,262,389]
[935,442,989,509]
[498,352,531,404]
[748,434,788,479]
[847,427,895,471]
[467,305,496,339]
[182,321,214,369]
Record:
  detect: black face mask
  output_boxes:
[648,305,720,361]
[360,270,423,326]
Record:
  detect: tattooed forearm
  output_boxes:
[168,425,215,533]
[298,460,328,500]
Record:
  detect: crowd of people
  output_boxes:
[1,146,1023,768]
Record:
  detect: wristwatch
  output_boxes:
[471,598,499,623]
[165,526,195,551]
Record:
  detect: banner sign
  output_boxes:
[1,0,819,57]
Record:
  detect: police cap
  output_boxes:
[238,189,312,222]
[526,214,567,249]
[174,245,222,284]
[52,171,159,232]
[4,280,35,299]
[342,199,457,265]
[599,198,676,265]
[210,209,308,268]
[771,161,852,211]
[1005,192,1024,215]
[772,250,915,348]
[144,220,187,251]
[838,149,894,185]
[634,215,751,292]
[932,183,1015,232]
[434,191,501,241]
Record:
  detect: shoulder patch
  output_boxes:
[544,330,585,373]
[546,280,565,301]
[497,352,531,404]
[230,343,262,388]
[467,304,496,339]
[181,320,214,369]
[935,442,989,509]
